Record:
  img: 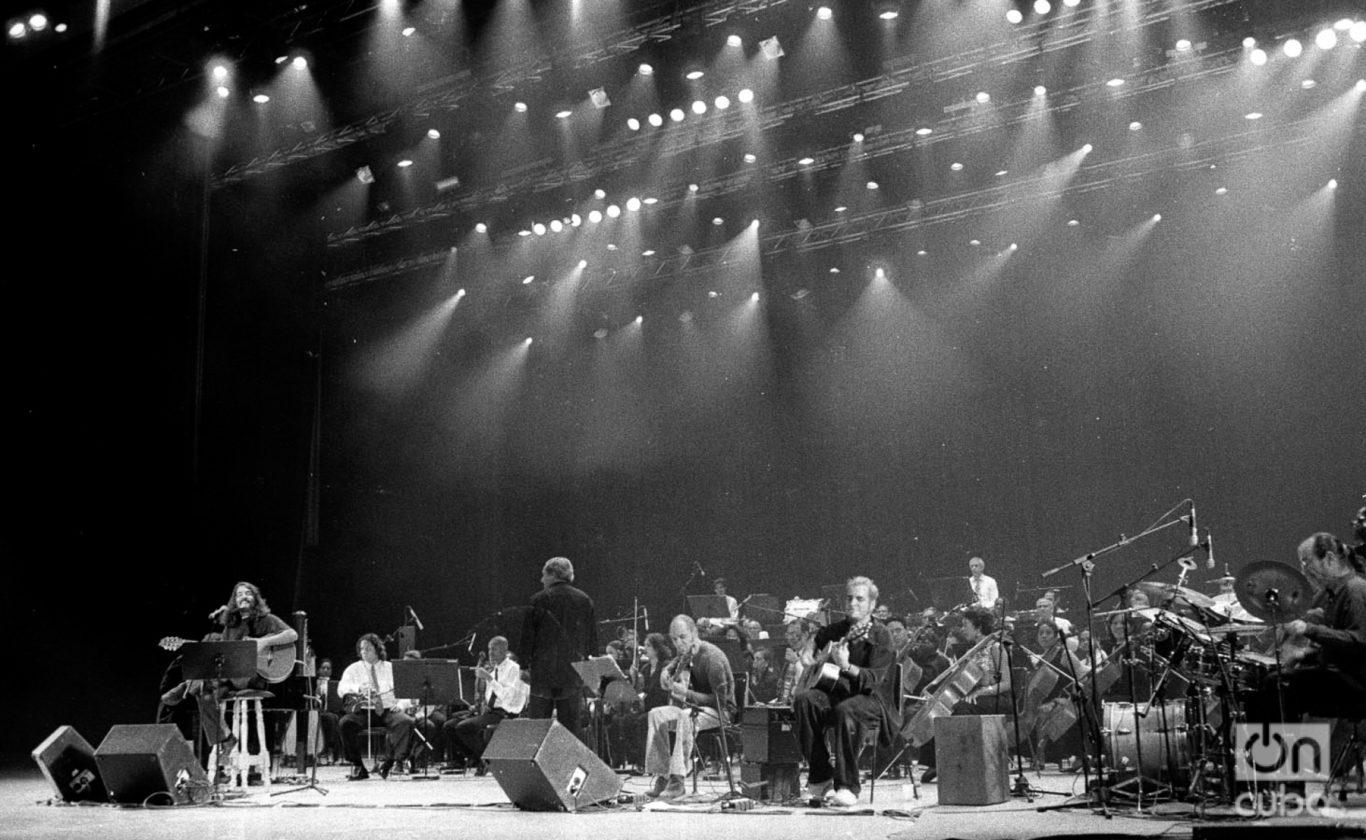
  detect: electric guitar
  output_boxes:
[158,636,296,685]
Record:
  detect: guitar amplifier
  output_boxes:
[741,706,802,764]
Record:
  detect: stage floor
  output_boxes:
[5,762,1364,840]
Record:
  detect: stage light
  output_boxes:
[712,217,724,226]
[212,64,229,80]
[688,183,699,192]
[550,219,563,232]
[1034,85,1046,96]
[1009,243,1019,251]
[644,197,658,205]
[276,54,290,65]
[1152,214,1161,222]
[589,210,603,223]
[817,6,833,20]
[1243,36,1256,48]
[866,181,879,190]
[950,162,964,171]
[976,91,990,103]
[627,117,640,131]
[1214,187,1227,196]
[1283,38,1301,58]
[525,337,534,346]
[607,204,621,218]
[355,166,375,185]
[593,328,609,340]
[873,0,901,20]
[475,222,488,233]
[1129,121,1142,130]
[533,223,546,235]
[995,170,1008,177]
[1063,0,1079,6]
[1081,143,1093,153]
[715,95,730,110]
[760,36,784,59]
[852,132,864,142]
[750,292,760,302]
[1067,219,1078,226]
[1033,0,1050,15]
[427,128,440,139]
[635,315,644,324]
[1315,28,1336,50]
[1175,39,1191,52]
[29,13,47,30]
[969,239,981,246]
[915,127,932,136]
[686,70,705,81]
[589,88,610,108]
[1328,179,1337,189]
[737,88,754,104]
[669,108,684,122]
[1106,78,1125,87]
[638,63,654,76]
[571,214,582,226]
[642,250,655,256]
[518,229,531,236]
[1006,9,1022,24]
[555,109,572,119]
[1301,79,1316,89]
[834,206,847,212]
[798,157,815,165]
[7,21,25,39]
[594,188,606,199]
[1250,48,1267,65]
[292,55,308,69]
[648,113,663,127]
[401,26,415,37]
[626,197,642,212]
[1357,79,1366,91]
[514,101,528,112]
[1244,112,1262,120]
[743,153,757,163]
[692,100,707,115]
[1352,21,1366,43]
[253,93,270,103]
[523,275,535,284]
[216,86,229,98]
[727,34,742,47]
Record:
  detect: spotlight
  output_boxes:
[1081,143,1093,153]
[555,109,572,119]
[712,217,724,226]
[1315,28,1336,50]
[1175,39,1191,52]
[817,6,833,20]
[1283,38,1301,58]
[216,86,230,99]
[761,36,784,59]
[743,153,757,163]
[589,88,610,108]
[692,100,707,115]
[798,157,815,165]
[607,204,621,218]
[533,223,546,235]
[852,132,864,142]
[7,21,26,39]
[594,189,607,199]
[688,184,699,192]
[975,91,990,103]
[212,64,229,80]
[253,93,270,103]
[737,88,754,104]
[292,55,308,69]
[589,210,603,224]
[915,127,932,136]
[1152,214,1161,222]
[523,275,535,284]
[872,0,902,20]
[1006,8,1023,24]
[1244,112,1262,120]
[638,63,654,76]
[29,12,47,30]
[866,180,879,190]
[514,101,528,112]
[549,220,563,232]
[950,162,964,171]
[685,70,705,81]
[1327,179,1337,189]
[571,214,582,226]
[669,108,685,122]
[475,222,488,233]
[750,292,760,303]
[1129,121,1142,130]
[427,128,440,139]
[1243,36,1256,48]
[1250,48,1267,65]
[714,95,731,110]
[1106,78,1125,87]
[397,159,413,168]
[1352,21,1366,43]
[401,26,415,37]
[1033,0,1051,15]
[594,328,609,340]
[1063,0,1079,6]
[648,113,663,127]
[727,34,742,47]
[1034,85,1047,96]
[627,117,641,131]
[626,197,642,212]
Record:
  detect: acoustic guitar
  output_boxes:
[158,636,296,685]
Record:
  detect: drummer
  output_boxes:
[1247,532,1366,721]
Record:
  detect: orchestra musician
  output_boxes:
[776,619,815,705]
[1020,621,1085,768]
[968,557,1000,610]
[916,606,1011,784]
[337,633,418,781]
[713,578,740,621]
[643,615,736,801]
[444,636,528,774]
[793,576,899,807]
[194,582,298,765]
[749,648,780,704]
[1248,532,1366,721]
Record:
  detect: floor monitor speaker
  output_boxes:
[94,723,207,805]
[483,718,622,811]
[31,725,107,803]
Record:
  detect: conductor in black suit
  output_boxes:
[522,556,598,737]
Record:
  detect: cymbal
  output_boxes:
[1234,561,1313,623]
[1162,584,1217,609]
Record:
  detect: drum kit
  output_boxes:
[1088,560,1314,804]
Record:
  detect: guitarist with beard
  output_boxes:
[195,581,298,768]
[793,576,899,808]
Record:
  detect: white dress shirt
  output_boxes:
[485,657,529,714]
[971,574,1000,609]
[338,659,396,710]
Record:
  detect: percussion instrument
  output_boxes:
[1103,701,1190,785]
[1234,561,1313,623]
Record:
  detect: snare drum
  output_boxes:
[1103,701,1190,785]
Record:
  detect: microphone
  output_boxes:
[1188,504,1199,549]
[467,634,476,653]
[694,560,706,577]
[407,606,424,631]
[643,607,649,632]
[1206,530,1215,571]
[207,605,228,621]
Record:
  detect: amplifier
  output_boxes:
[741,705,802,764]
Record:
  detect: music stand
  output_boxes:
[178,641,257,683]
[393,659,463,780]
[572,657,630,764]
[687,595,732,621]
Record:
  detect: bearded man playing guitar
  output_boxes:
[194,581,298,763]
[793,575,900,807]
[642,615,736,801]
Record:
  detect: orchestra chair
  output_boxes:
[209,690,274,792]
[689,710,741,794]
[364,725,390,774]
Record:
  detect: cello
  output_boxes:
[901,634,995,747]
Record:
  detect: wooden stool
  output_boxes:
[211,691,274,791]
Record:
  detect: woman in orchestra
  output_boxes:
[612,632,674,771]
[1022,621,1085,770]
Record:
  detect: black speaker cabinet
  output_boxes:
[741,705,802,764]
[95,724,207,805]
[32,726,107,803]
[483,718,622,811]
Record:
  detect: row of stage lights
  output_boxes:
[6,10,64,40]
[1243,19,1366,65]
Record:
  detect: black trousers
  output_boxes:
[444,708,511,763]
[794,689,883,794]
[339,708,415,766]
[526,687,584,738]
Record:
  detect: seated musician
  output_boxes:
[644,615,736,801]
[444,635,527,774]
[1033,595,1077,649]
[1023,621,1085,768]
[793,576,900,807]
[749,648,780,704]
[776,619,814,705]
[315,658,344,764]
[714,578,740,620]
[904,623,951,700]
[1248,532,1366,721]
[337,633,418,780]
[917,606,1011,783]
[193,582,298,765]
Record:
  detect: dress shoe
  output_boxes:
[657,775,686,800]
[348,765,370,781]
[828,788,858,807]
[378,759,395,780]
[920,768,937,784]
[646,776,670,798]
[806,779,832,803]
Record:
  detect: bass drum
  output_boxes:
[1103,701,1190,786]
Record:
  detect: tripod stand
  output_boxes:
[989,599,1062,801]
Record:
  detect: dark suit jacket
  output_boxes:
[524,581,598,690]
